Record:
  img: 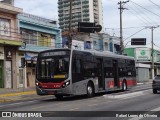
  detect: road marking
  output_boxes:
[151,106,160,111]
[0,100,39,108]
[32,101,68,110]
[70,108,80,111]
[88,103,99,107]
[103,90,150,99]
[32,106,45,110]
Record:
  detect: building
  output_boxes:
[0,2,23,88]
[58,0,103,32]
[124,47,160,82]
[0,0,14,5]
[18,13,62,88]
[62,33,120,53]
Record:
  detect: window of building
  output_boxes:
[0,18,10,36]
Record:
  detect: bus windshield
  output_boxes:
[36,51,70,82]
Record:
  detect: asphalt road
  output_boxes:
[1,84,160,120]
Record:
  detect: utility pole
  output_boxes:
[118,0,129,55]
[68,0,73,48]
[148,26,159,79]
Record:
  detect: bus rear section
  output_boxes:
[35,49,72,99]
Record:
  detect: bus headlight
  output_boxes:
[62,80,70,88]
[35,82,42,88]
[36,82,39,86]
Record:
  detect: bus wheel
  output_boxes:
[55,95,63,100]
[153,89,157,94]
[122,81,127,91]
[87,82,94,98]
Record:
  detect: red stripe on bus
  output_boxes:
[108,80,114,88]
[39,82,64,89]
[108,79,137,88]
[126,80,137,86]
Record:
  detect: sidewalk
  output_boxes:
[0,87,36,103]
[137,79,153,85]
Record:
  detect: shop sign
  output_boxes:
[136,48,151,61]
[6,50,12,59]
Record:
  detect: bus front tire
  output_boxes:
[55,95,63,100]
[153,89,157,94]
[87,82,94,98]
[122,81,127,91]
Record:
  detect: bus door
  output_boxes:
[112,60,119,87]
[97,58,105,90]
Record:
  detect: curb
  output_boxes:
[137,82,152,85]
[0,91,36,97]
[0,91,36,103]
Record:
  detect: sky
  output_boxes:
[14,0,160,50]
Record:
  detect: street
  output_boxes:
[0,84,160,119]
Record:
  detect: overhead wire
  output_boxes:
[124,27,147,41]
[148,0,160,9]
[128,1,159,25]
[130,0,160,18]
[125,4,154,26]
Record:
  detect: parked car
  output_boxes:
[152,75,160,94]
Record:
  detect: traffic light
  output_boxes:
[21,57,25,68]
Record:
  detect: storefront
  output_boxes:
[4,46,18,88]
[25,52,37,87]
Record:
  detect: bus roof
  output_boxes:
[39,48,135,60]
[72,49,135,60]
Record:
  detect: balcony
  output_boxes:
[0,3,22,14]
[0,28,22,46]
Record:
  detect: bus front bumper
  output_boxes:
[36,86,72,96]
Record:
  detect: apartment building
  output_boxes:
[58,0,103,32]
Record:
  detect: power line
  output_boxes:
[129,1,159,25]
[148,0,160,9]
[153,42,160,49]
[126,4,155,26]
[124,27,147,41]
[130,0,160,18]
[105,26,144,30]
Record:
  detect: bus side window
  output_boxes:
[75,59,81,73]
[83,58,95,78]
[125,59,135,77]
[104,58,113,78]
[118,59,125,77]
[72,58,81,73]
[72,55,83,83]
